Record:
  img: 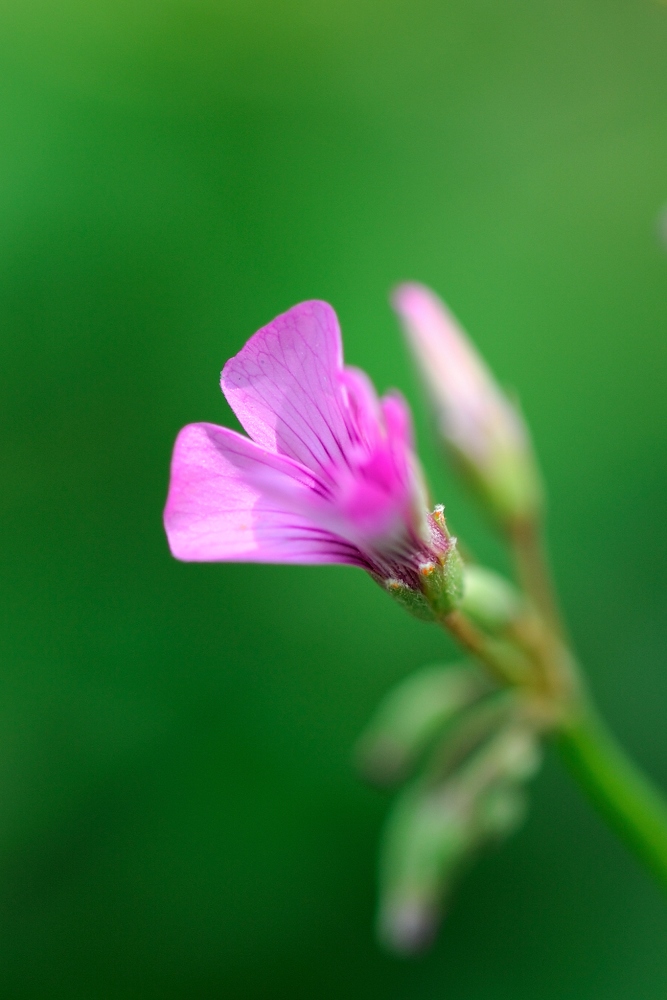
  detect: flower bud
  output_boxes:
[493,726,543,783]
[356,663,491,786]
[459,565,522,633]
[376,785,469,954]
[392,283,542,525]
[375,717,543,955]
[477,785,527,839]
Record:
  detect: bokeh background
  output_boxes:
[2,0,667,996]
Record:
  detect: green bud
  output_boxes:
[425,690,519,783]
[478,443,543,526]
[451,437,543,528]
[356,663,492,786]
[376,784,468,954]
[375,714,544,955]
[493,726,543,783]
[459,565,522,633]
[454,721,543,796]
[477,785,528,839]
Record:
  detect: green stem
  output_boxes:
[509,516,564,637]
[506,517,667,886]
[558,702,667,891]
[446,522,667,894]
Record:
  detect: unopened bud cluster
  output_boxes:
[357,661,543,954]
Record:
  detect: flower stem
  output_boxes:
[509,516,564,636]
[445,598,667,893]
[446,516,667,894]
[558,700,667,891]
[442,609,513,686]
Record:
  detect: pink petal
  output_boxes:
[164,422,363,565]
[339,366,381,446]
[221,301,353,478]
[380,392,414,454]
[392,283,487,404]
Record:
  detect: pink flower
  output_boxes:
[392,283,541,523]
[164,300,454,593]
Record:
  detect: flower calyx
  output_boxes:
[418,506,464,617]
[383,505,464,621]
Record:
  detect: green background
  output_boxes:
[1,0,667,995]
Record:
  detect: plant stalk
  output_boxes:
[444,577,667,894]
[509,516,564,636]
[558,701,667,891]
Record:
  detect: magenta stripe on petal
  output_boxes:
[164,422,363,564]
[221,301,354,477]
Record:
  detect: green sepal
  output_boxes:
[420,541,464,616]
[384,578,436,622]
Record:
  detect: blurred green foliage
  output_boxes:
[1,0,667,995]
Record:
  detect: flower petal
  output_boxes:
[164,422,363,564]
[221,301,353,477]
